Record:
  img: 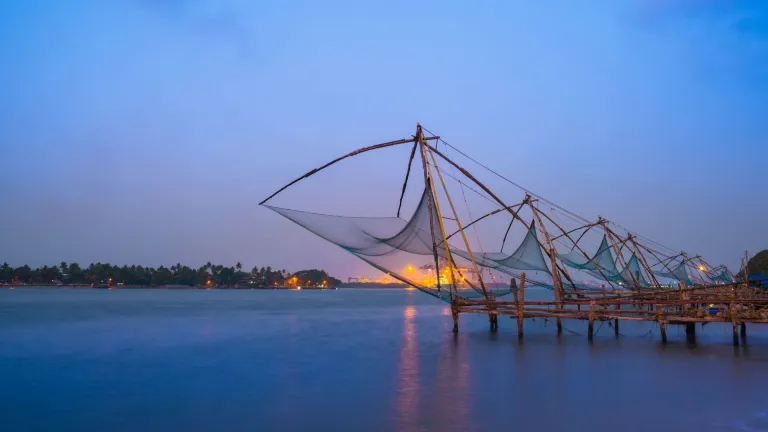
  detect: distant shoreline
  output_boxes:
[1,284,337,290]
[2,284,418,290]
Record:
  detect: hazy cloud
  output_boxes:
[132,0,256,56]
[628,0,768,37]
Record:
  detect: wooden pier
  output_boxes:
[454,275,768,345]
[261,123,757,348]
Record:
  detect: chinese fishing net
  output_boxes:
[265,187,565,301]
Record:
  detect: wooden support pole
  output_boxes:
[614,303,620,338]
[731,301,739,346]
[685,323,696,337]
[511,278,519,303]
[518,273,526,339]
[452,308,459,334]
[415,127,445,300]
[741,322,747,339]
[528,198,563,334]
[588,301,595,342]
[656,304,667,343]
[260,137,417,205]
[426,146,488,298]
[489,313,497,332]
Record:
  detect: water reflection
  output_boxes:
[396,305,419,431]
[434,325,470,431]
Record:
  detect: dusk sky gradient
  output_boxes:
[1,0,766,278]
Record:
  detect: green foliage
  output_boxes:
[747,250,768,275]
[0,262,336,288]
[291,269,342,288]
[0,261,343,288]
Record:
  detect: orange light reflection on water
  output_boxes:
[396,305,419,430]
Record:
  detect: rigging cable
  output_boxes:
[421,126,690,264]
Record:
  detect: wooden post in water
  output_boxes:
[656,305,667,343]
[601,285,607,312]
[686,323,696,338]
[519,273,526,339]
[741,322,747,340]
[528,198,563,335]
[731,302,739,346]
[588,301,595,342]
[511,278,520,335]
[452,308,459,334]
[614,302,620,338]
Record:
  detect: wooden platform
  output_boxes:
[451,279,767,346]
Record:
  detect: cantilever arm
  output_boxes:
[260,136,439,205]
[500,203,526,252]
[396,142,419,217]
[443,201,525,241]
[424,142,577,289]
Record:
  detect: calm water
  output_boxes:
[1,288,768,432]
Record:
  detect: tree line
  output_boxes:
[0,262,342,288]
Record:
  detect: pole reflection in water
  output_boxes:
[434,322,470,431]
[396,305,419,431]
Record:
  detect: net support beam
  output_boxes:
[426,140,488,298]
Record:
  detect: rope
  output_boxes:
[618,330,654,338]
[594,321,606,336]
[420,125,693,264]
[444,143,497,287]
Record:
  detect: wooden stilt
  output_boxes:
[656,304,667,343]
[489,314,498,332]
[527,196,564,335]
[731,302,739,346]
[518,274,526,339]
[452,308,459,333]
[588,301,595,342]
[614,303,620,338]
[741,322,747,339]
[685,323,696,336]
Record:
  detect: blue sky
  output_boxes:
[1,0,766,277]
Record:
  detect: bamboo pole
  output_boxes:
[426,145,487,298]
[731,301,739,346]
[423,143,566,272]
[519,273,526,339]
[417,125,458,304]
[260,137,422,205]
[444,201,525,241]
[396,142,419,217]
[602,224,637,288]
[414,126,447,301]
[528,198,564,334]
[500,202,527,251]
[534,209,617,291]
[629,237,663,288]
